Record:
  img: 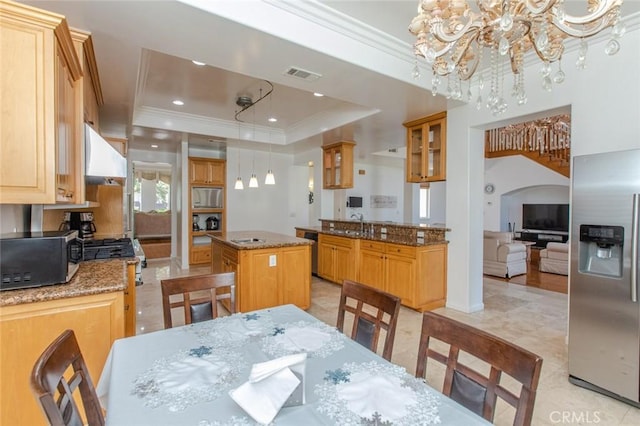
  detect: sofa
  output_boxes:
[539,242,569,275]
[483,231,528,278]
[134,211,171,259]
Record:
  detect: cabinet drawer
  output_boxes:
[191,245,211,263]
[320,234,355,249]
[360,240,385,252]
[385,243,416,258]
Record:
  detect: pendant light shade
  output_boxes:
[234,176,244,190]
[265,170,275,185]
[249,174,259,188]
[265,143,275,185]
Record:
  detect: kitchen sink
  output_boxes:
[331,230,361,236]
[230,238,266,244]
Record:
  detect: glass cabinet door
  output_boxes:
[404,112,446,183]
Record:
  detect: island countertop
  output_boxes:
[0,258,137,307]
[208,230,314,250]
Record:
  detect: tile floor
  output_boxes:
[136,259,640,425]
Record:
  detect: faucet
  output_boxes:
[351,213,364,234]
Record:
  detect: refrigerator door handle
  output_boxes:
[632,193,639,302]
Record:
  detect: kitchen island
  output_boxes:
[297,220,450,312]
[210,231,312,312]
[0,258,136,426]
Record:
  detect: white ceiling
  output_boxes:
[20,0,640,161]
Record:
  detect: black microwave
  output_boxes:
[0,230,82,291]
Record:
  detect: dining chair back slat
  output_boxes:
[30,329,105,426]
[416,311,543,426]
[337,279,401,361]
[161,272,236,328]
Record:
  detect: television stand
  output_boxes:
[517,230,568,248]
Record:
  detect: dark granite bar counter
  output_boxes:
[209,230,313,250]
[0,258,137,307]
[303,219,450,246]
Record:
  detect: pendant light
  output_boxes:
[249,152,259,188]
[265,92,275,185]
[234,123,244,190]
[249,106,259,188]
[265,144,275,185]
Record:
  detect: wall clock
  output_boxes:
[484,183,495,194]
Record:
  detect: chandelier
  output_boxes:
[409,0,626,115]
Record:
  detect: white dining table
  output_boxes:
[97,304,490,425]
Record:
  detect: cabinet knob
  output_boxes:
[124,304,130,310]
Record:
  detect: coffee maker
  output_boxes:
[61,211,97,240]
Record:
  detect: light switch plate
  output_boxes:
[269,254,277,267]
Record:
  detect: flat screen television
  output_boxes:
[522,204,569,232]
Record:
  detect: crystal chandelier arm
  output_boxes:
[527,31,564,63]
[550,10,620,38]
[554,0,621,25]
[429,16,483,44]
[522,0,559,15]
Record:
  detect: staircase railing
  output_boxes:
[484,114,571,177]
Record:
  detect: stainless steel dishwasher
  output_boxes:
[303,231,318,276]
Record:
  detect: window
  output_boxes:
[133,164,171,212]
[419,184,430,220]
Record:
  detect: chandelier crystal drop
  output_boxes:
[409,0,625,115]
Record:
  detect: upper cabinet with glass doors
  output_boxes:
[322,141,355,189]
[403,112,447,183]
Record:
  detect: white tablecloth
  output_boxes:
[97,304,490,425]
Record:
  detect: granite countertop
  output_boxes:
[209,230,314,250]
[319,218,450,231]
[294,226,322,233]
[0,258,136,307]
[317,229,446,246]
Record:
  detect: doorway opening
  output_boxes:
[132,161,172,259]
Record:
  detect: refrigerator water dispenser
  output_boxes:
[578,224,624,278]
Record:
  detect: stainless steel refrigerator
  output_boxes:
[569,148,640,407]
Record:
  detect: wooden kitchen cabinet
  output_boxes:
[0,1,83,204]
[211,240,310,311]
[125,262,137,337]
[71,29,103,133]
[403,112,447,183]
[190,157,225,185]
[322,141,355,189]
[189,157,225,264]
[0,291,125,426]
[318,234,358,284]
[358,240,447,311]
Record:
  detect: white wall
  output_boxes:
[343,162,405,222]
[446,21,640,312]
[226,147,298,235]
[0,205,27,233]
[484,156,569,230]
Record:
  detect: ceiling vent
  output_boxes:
[283,66,322,82]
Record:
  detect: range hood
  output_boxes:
[85,123,126,184]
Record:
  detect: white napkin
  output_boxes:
[229,353,307,424]
[336,371,418,421]
[156,357,230,393]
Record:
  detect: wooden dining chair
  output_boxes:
[161,272,236,328]
[416,311,543,426]
[337,279,401,361]
[30,329,105,426]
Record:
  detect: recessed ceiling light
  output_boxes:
[268,117,277,123]
[313,92,324,97]
[151,144,158,148]
[172,100,184,106]
[192,60,206,66]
